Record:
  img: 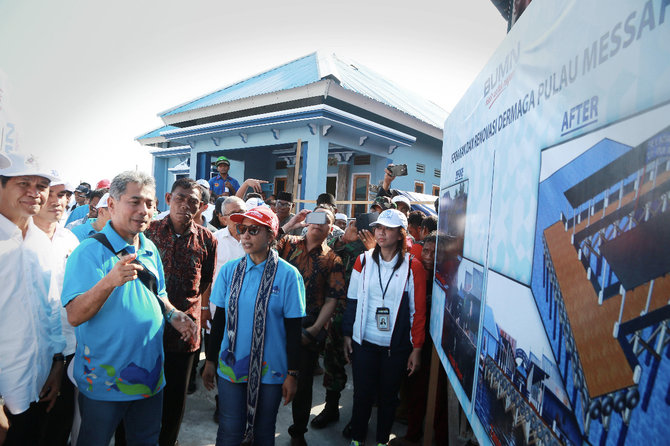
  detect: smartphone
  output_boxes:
[356,212,378,232]
[305,211,328,225]
[388,164,408,177]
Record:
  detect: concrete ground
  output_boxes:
[177,356,406,446]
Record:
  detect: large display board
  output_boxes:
[431,1,670,444]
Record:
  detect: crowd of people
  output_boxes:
[0,151,448,446]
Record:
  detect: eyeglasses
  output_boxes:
[223,210,244,217]
[236,224,263,236]
[275,200,291,208]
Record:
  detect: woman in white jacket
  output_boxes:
[343,209,427,446]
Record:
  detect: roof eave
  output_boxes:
[160,104,417,148]
[161,80,332,126]
[137,135,167,145]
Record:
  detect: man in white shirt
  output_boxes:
[0,152,65,445]
[206,195,246,421]
[212,196,246,285]
[33,179,80,446]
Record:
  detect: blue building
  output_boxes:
[136,52,447,214]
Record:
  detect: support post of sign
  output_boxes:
[293,139,302,207]
[447,377,460,445]
[422,345,440,446]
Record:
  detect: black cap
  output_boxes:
[316,193,336,207]
[277,191,293,202]
[75,184,90,196]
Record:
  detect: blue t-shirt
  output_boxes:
[70,218,98,241]
[65,204,89,226]
[210,253,305,384]
[208,175,240,196]
[61,222,167,401]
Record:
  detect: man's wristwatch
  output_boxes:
[287,370,299,378]
[53,353,66,363]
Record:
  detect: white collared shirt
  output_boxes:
[213,227,245,286]
[49,225,80,356]
[0,214,65,414]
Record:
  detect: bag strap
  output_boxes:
[91,232,165,314]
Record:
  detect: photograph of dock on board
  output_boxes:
[435,179,468,291]
[530,105,670,445]
[440,257,483,401]
[476,271,581,446]
[434,179,482,400]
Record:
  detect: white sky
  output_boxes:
[485,270,553,362]
[0,0,506,184]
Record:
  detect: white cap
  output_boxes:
[370,209,408,229]
[392,195,411,207]
[0,151,11,169]
[335,212,348,221]
[50,180,78,193]
[196,179,210,189]
[245,197,267,210]
[48,171,77,193]
[96,193,110,209]
[0,152,59,182]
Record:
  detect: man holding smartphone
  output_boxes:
[278,207,347,446]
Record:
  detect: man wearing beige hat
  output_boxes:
[0,152,66,445]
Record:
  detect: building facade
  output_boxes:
[137,52,446,214]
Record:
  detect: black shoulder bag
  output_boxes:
[91,232,166,314]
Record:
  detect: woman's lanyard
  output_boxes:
[377,263,395,303]
[375,262,395,331]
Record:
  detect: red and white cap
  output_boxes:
[96,179,111,189]
[230,206,279,236]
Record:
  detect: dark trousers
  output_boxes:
[39,353,76,446]
[4,402,48,446]
[159,351,197,446]
[351,341,409,444]
[289,345,319,436]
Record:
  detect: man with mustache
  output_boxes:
[61,171,197,445]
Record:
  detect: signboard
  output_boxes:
[431,0,670,444]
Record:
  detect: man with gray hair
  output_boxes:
[61,171,197,445]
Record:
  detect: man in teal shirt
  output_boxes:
[61,171,197,445]
[70,192,111,241]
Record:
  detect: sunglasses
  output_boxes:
[236,224,264,236]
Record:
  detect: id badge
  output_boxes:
[376,307,391,331]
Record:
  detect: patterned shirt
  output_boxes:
[145,217,217,352]
[277,235,346,327]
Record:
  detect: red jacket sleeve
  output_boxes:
[409,257,427,349]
